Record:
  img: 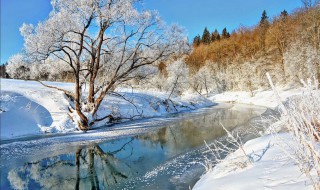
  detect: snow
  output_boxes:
[193,133,316,190]
[209,88,302,108]
[1,79,74,139]
[0,79,214,139]
[193,87,318,190]
[1,91,53,137]
[1,78,314,189]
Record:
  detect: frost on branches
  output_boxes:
[267,74,320,189]
[20,0,189,130]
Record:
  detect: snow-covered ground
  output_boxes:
[209,88,303,109]
[194,87,319,190]
[0,79,214,139]
[193,133,316,190]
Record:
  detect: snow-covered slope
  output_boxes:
[0,79,214,139]
[193,134,315,190]
[1,79,73,138]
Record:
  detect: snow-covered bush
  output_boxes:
[268,74,320,189]
[202,125,260,173]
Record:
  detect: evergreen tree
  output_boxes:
[260,10,269,27]
[280,9,288,20]
[259,10,269,51]
[201,27,211,44]
[221,27,231,39]
[193,35,201,46]
[211,32,216,42]
[211,29,220,42]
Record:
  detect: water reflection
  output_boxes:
[2,104,268,190]
[137,105,262,156]
[7,140,135,190]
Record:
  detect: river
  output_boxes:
[0,103,273,190]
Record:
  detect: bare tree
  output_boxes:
[301,0,320,9]
[20,0,188,130]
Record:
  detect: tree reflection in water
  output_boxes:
[7,138,134,190]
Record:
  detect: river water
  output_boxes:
[0,103,271,190]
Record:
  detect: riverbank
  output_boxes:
[209,87,303,108]
[194,87,319,190]
[0,79,214,140]
[193,133,316,190]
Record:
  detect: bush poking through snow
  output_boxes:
[202,125,255,173]
[267,73,320,189]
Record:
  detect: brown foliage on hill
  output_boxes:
[185,7,319,93]
[187,7,320,73]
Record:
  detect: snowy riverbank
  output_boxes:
[0,79,214,139]
[194,87,319,190]
[193,133,316,190]
[209,87,303,109]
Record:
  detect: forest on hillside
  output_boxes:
[187,6,319,93]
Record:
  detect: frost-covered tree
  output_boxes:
[6,54,31,79]
[166,59,189,99]
[190,63,216,96]
[20,0,188,130]
[143,68,167,91]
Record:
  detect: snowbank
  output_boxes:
[193,133,315,190]
[1,79,73,139]
[0,79,214,139]
[209,88,302,108]
[194,86,319,190]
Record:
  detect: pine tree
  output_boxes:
[221,27,231,39]
[259,10,269,51]
[280,9,288,20]
[193,35,201,46]
[260,10,269,27]
[211,29,220,42]
[202,27,211,44]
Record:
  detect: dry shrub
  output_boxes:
[268,73,320,189]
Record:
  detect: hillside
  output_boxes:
[187,7,320,92]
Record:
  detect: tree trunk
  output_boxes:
[75,72,89,131]
[88,76,95,104]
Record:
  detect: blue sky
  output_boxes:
[1,0,302,64]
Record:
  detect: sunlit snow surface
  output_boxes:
[193,133,317,190]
